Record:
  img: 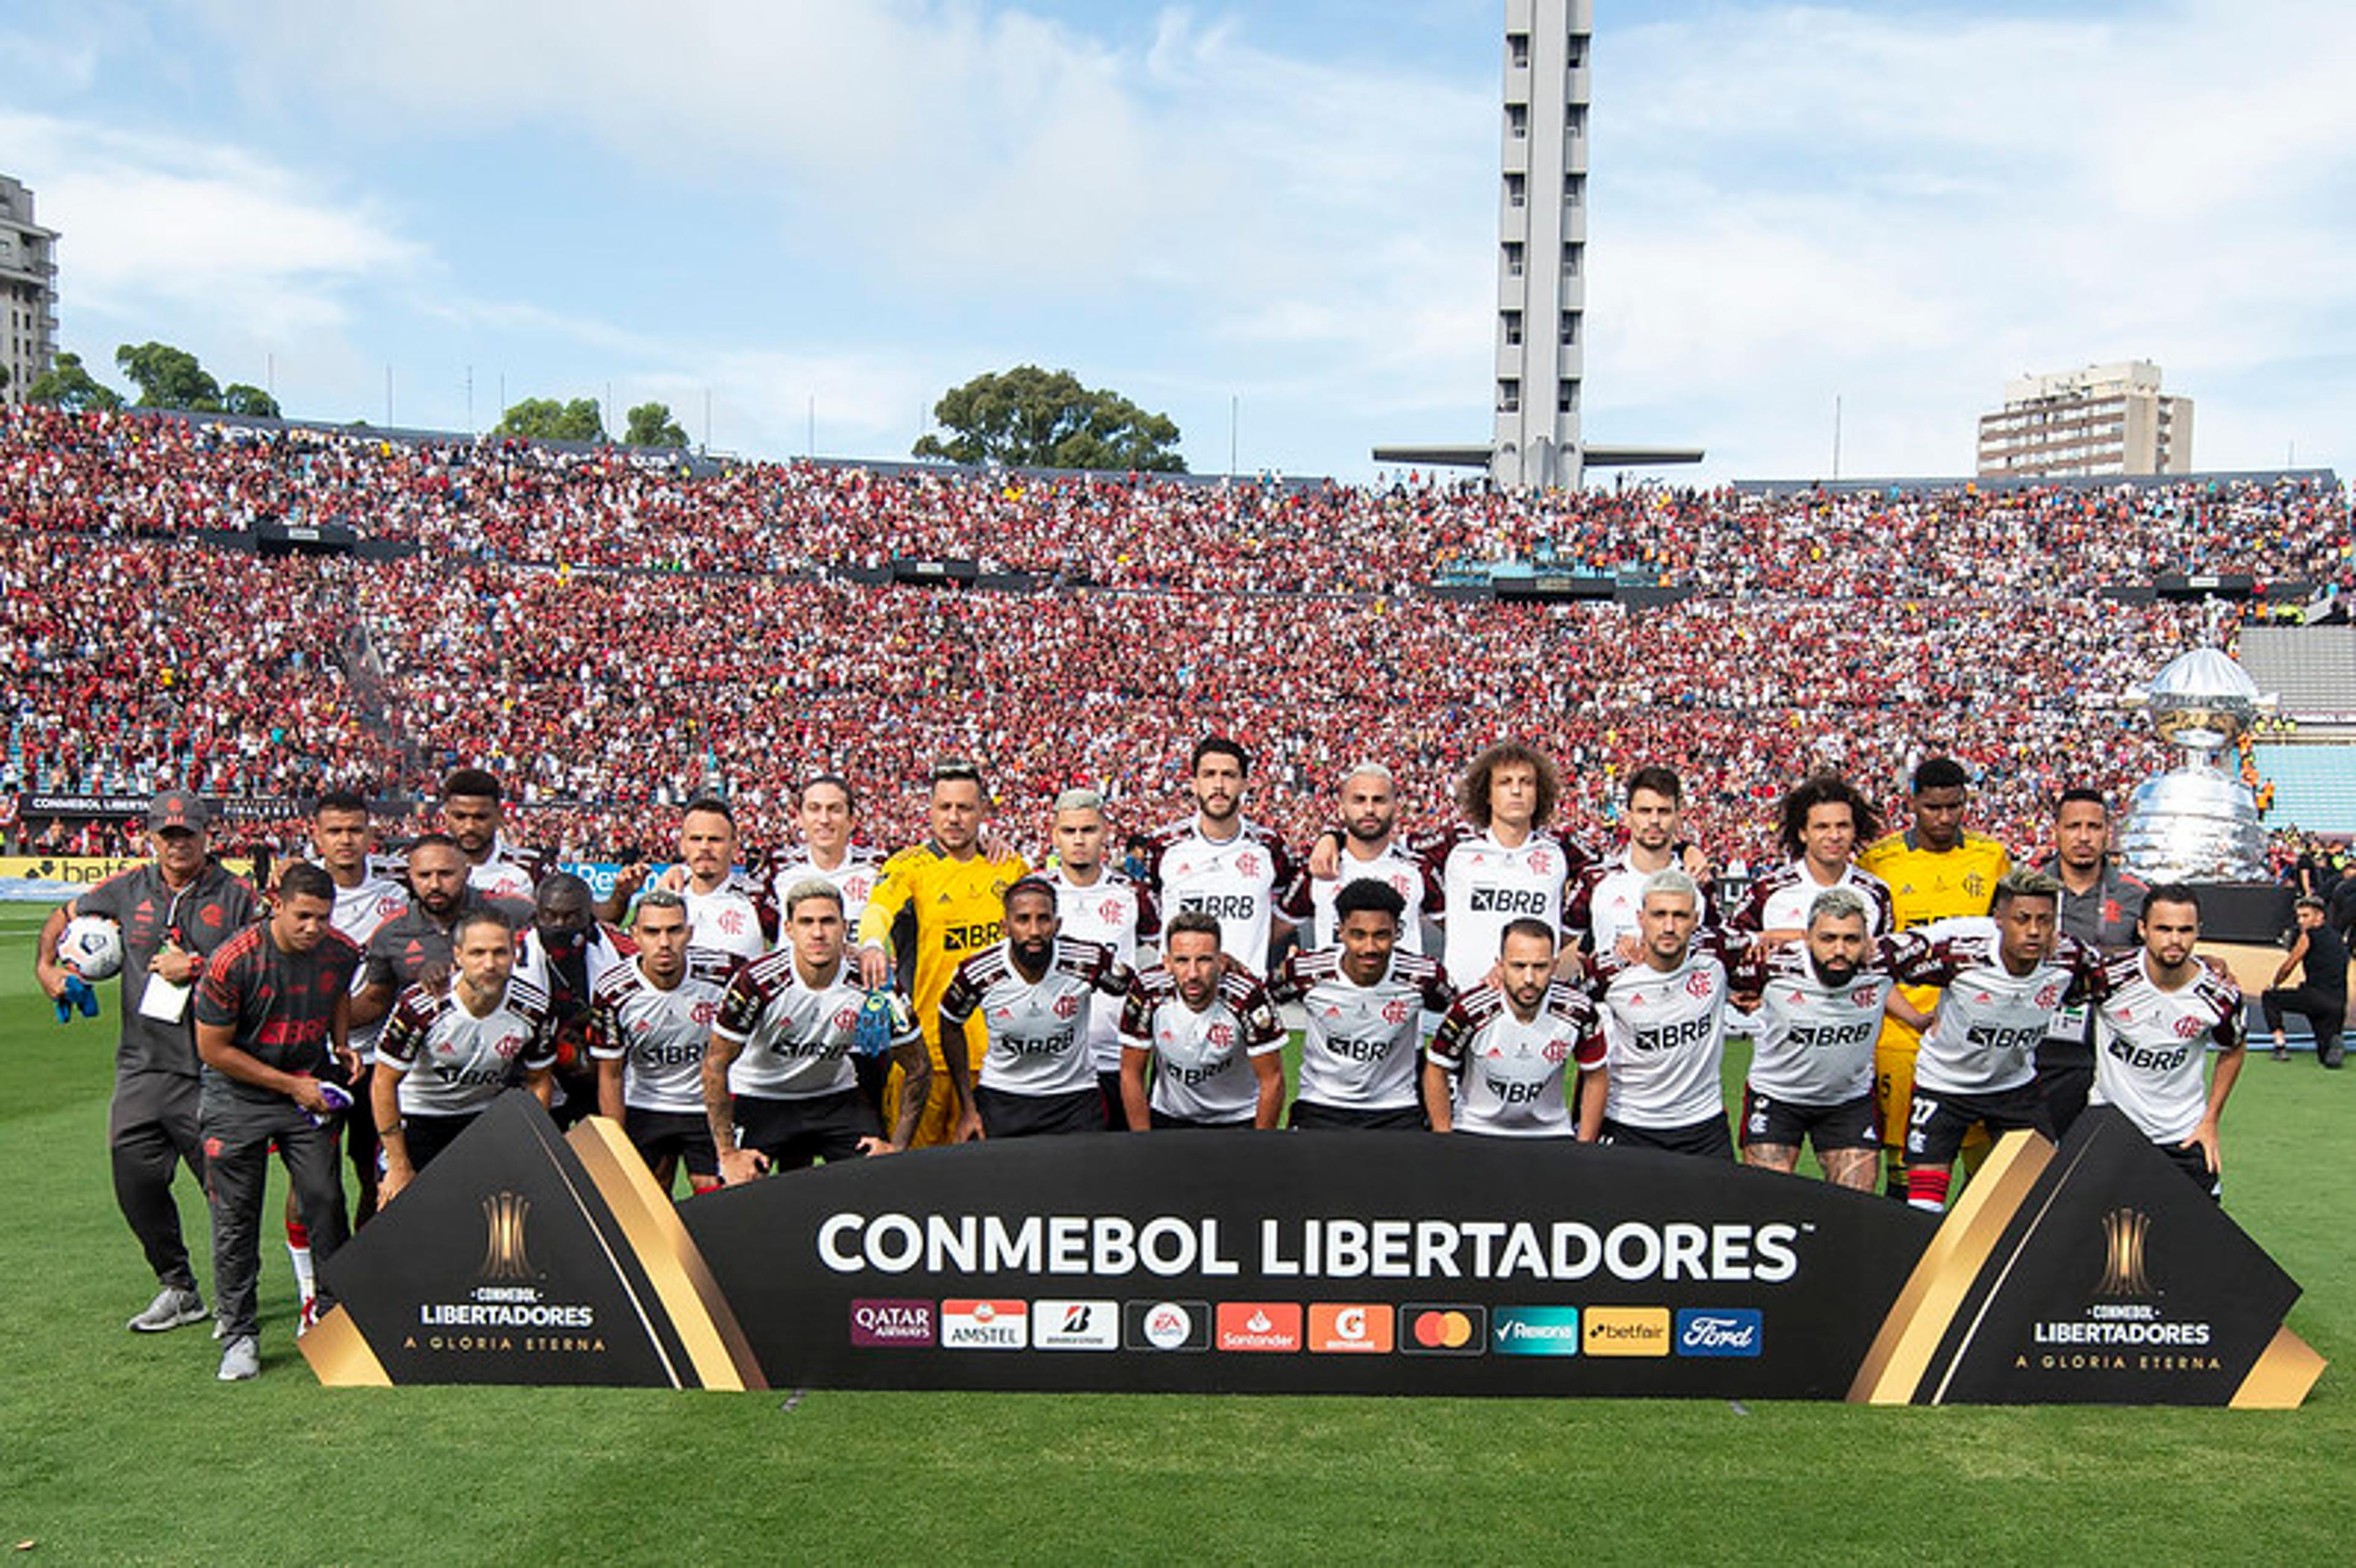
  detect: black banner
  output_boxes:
[19,793,303,821]
[309,1104,2323,1405]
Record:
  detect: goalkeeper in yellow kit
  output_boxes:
[855,760,1030,1148]
[1857,757,2012,1199]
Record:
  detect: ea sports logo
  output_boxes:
[1382,998,1412,1026]
[1143,1302,1193,1349]
[1053,994,1080,1021]
[1684,971,1714,1001]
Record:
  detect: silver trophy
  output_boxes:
[2117,649,2272,882]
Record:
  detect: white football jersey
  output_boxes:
[1426,982,1602,1138]
[2089,951,2244,1143]
[682,877,768,963]
[1888,918,2098,1096]
[1142,817,1301,977]
[1728,861,1893,939]
[1732,942,1898,1105]
[1419,825,1586,990]
[941,938,1130,1098]
[1306,843,1439,955]
[1052,867,1157,1072]
[380,975,558,1118]
[1589,934,1733,1130]
[1272,947,1455,1113]
[766,845,884,933]
[588,949,737,1115]
[329,870,409,1062]
[714,951,915,1101]
[1118,967,1287,1124]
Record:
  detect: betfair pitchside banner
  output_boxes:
[307,1103,2321,1404]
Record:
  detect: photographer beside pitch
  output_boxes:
[191,864,363,1380]
[33,790,260,1334]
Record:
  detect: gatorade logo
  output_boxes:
[1401,1304,1487,1356]
[1307,1303,1395,1354]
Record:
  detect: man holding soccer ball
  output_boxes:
[33,791,261,1334]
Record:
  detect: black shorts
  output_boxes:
[624,1107,718,1178]
[1600,1113,1734,1160]
[1288,1101,1428,1132]
[1149,1109,1255,1131]
[1098,1070,1127,1132]
[974,1084,1105,1139]
[734,1089,881,1170]
[1904,1082,2053,1167]
[1739,1086,1878,1153]
[401,1112,479,1172]
[2156,1137,2222,1201]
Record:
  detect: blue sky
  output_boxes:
[4,1,2351,482]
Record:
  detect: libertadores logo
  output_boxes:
[479,1191,535,1282]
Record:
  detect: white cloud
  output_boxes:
[1,109,427,373]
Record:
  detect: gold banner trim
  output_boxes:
[2230,1325,2328,1410]
[299,1303,392,1388]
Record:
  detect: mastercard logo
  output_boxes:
[1399,1304,1487,1356]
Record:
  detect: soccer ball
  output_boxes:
[58,915,125,982]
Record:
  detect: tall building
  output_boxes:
[1976,361,2193,479]
[1374,2,1699,492]
[0,175,60,409]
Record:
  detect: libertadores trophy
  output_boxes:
[2117,648,2285,940]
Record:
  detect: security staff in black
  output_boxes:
[33,791,260,1333]
[2035,790,2146,1137]
[2265,896,2349,1069]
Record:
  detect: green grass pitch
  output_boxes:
[2,904,2351,1564]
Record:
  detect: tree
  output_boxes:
[221,383,281,418]
[913,366,1185,472]
[624,400,688,448]
[115,341,223,411]
[493,396,607,443]
[25,352,125,412]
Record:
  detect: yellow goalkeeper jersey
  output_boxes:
[855,840,1030,1063]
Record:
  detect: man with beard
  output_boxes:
[1586,870,1736,1159]
[1727,773,1895,942]
[1423,919,1603,1140]
[939,878,1131,1140]
[1300,763,1441,955]
[1138,737,1304,978]
[591,889,737,1194]
[1566,766,1713,959]
[436,767,546,901]
[1728,888,1900,1189]
[2034,788,2147,1136]
[1118,912,1287,1131]
[351,835,532,1029]
[645,796,769,963]
[514,871,636,1128]
[2088,885,2247,1197]
[1419,742,1591,991]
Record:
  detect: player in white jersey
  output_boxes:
[286,789,410,1312]
[705,879,925,1180]
[1587,869,1736,1158]
[760,775,890,1120]
[589,891,738,1194]
[1119,911,1287,1129]
[437,766,545,901]
[1568,765,1719,959]
[2087,884,2247,1199]
[1046,789,1160,1128]
[1301,763,1442,955]
[371,907,557,1204]
[1728,886,1898,1189]
[1416,741,1591,989]
[1885,869,2102,1212]
[1138,736,1305,977]
[939,878,1132,1139]
[633,794,769,963]
[1269,880,1456,1131]
[1726,773,1895,942]
[1425,918,1604,1139]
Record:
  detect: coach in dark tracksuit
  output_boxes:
[35,791,260,1334]
[193,863,364,1380]
[2035,792,2147,1139]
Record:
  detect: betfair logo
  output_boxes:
[943,921,1002,953]
[479,1191,535,1283]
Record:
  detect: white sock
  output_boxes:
[288,1243,315,1300]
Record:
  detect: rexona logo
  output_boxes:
[849,1298,936,1348]
[1215,1302,1303,1353]
[1491,1307,1582,1357]
[1583,1307,1671,1357]
[1124,1299,1211,1353]
[1032,1299,1122,1351]
[1675,1308,1764,1358]
[939,1299,1028,1350]
[1401,1305,1487,1356]
[1307,1303,1396,1355]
